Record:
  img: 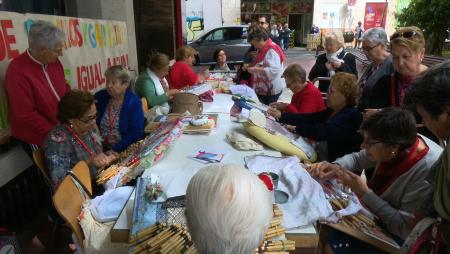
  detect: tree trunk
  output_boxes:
[425,29,446,56]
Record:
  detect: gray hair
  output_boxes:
[186,164,273,254]
[28,20,65,50]
[361,27,388,47]
[324,32,344,48]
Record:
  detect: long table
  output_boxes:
[112,93,317,248]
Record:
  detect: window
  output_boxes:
[227,27,244,40]
[205,29,224,41]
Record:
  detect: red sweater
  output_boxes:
[168,61,199,89]
[6,50,70,146]
[285,81,326,114]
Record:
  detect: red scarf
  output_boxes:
[252,38,286,65]
[368,137,429,196]
[390,73,415,106]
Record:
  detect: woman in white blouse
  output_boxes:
[246,26,286,105]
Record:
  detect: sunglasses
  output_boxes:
[390,31,419,41]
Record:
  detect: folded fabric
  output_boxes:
[229,84,258,100]
[226,131,263,151]
[245,155,334,229]
[90,186,134,223]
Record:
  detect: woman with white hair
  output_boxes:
[358,27,394,110]
[6,20,70,154]
[186,164,273,254]
[308,32,357,92]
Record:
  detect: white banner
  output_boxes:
[0,11,129,130]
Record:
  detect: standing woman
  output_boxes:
[95,65,144,152]
[358,27,394,110]
[368,26,427,109]
[405,61,450,252]
[247,26,286,105]
[135,53,179,114]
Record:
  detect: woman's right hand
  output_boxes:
[166,89,180,98]
[269,102,288,110]
[89,152,115,168]
[267,107,282,119]
[311,161,340,180]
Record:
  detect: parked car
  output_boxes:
[189,25,250,65]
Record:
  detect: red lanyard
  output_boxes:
[64,124,96,156]
[108,103,121,134]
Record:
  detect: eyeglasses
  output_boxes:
[79,113,97,124]
[362,44,378,53]
[390,31,419,41]
[362,140,382,149]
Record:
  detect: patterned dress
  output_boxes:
[44,124,103,188]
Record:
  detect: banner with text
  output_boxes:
[364,2,388,30]
[0,11,129,130]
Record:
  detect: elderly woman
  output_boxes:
[186,164,273,254]
[209,48,235,71]
[95,65,144,152]
[267,72,362,161]
[6,21,70,153]
[168,46,204,89]
[358,27,394,110]
[44,90,116,188]
[308,32,357,93]
[404,61,450,252]
[135,53,179,113]
[367,26,427,109]
[247,26,286,105]
[314,108,442,253]
[268,63,325,114]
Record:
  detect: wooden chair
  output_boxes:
[141,97,149,112]
[70,161,93,198]
[52,174,86,250]
[32,148,52,187]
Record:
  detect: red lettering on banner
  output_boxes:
[0,20,20,60]
[77,62,106,92]
[69,19,83,47]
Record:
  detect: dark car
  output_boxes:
[189,25,250,65]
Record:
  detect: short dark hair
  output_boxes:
[361,107,417,150]
[248,26,269,42]
[259,15,270,24]
[213,48,226,62]
[404,61,450,118]
[57,90,95,123]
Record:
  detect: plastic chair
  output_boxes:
[52,174,86,251]
[141,97,149,112]
[32,148,52,186]
[70,161,93,198]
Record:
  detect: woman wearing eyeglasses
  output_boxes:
[44,90,117,188]
[95,65,145,152]
[358,28,394,111]
[313,108,442,253]
[366,26,427,110]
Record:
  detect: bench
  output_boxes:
[422,55,448,67]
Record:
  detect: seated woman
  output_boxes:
[44,90,116,188]
[186,164,272,254]
[95,65,144,152]
[313,108,442,253]
[246,26,286,105]
[308,32,357,93]
[267,72,362,161]
[358,27,394,111]
[135,53,179,114]
[269,63,325,114]
[168,46,204,89]
[405,61,450,252]
[367,26,427,109]
[209,48,235,72]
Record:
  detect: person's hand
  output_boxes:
[331,61,342,69]
[242,63,250,71]
[312,161,340,180]
[267,107,282,119]
[325,62,334,71]
[166,89,180,98]
[335,169,370,196]
[269,102,288,110]
[363,108,380,121]
[90,152,115,168]
[247,66,263,74]
[285,124,296,132]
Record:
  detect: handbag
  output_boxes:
[401,217,443,254]
[170,93,203,115]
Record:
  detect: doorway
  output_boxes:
[289,14,302,46]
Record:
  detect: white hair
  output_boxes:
[28,20,65,50]
[361,27,388,47]
[325,32,344,48]
[186,164,273,254]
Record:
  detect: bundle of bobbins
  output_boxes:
[255,204,296,254]
[128,223,197,254]
[329,199,376,231]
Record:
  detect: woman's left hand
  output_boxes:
[331,61,342,69]
[285,124,296,132]
[247,66,264,74]
[267,107,282,119]
[335,169,370,196]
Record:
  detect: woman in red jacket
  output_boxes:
[168,46,205,89]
